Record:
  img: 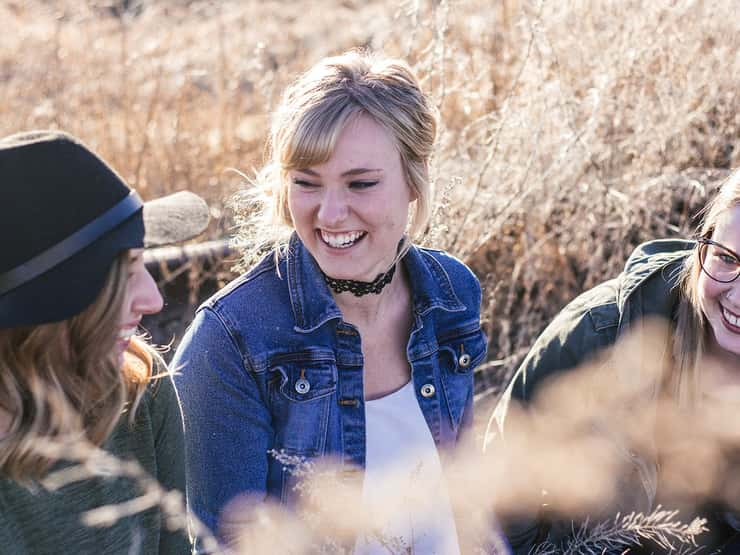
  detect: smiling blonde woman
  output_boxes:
[173,50,490,553]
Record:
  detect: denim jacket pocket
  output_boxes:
[268,359,337,504]
[268,359,337,457]
[437,325,487,429]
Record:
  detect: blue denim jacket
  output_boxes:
[172,234,487,536]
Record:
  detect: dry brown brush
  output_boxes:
[3,0,739,393]
[3,2,740,550]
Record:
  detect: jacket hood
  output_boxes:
[616,239,694,331]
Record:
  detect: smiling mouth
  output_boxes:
[319,230,367,249]
[721,305,740,330]
[118,327,137,341]
[115,326,138,351]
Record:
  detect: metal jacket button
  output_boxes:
[458,344,471,369]
[295,369,310,394]
[295,378,310,394]
[420,383,435,398]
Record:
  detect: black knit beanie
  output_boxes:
[0,131,209,327]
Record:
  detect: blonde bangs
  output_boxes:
[280,101,359,173]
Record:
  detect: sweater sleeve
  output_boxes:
[148,371,193,555]
[487,278,620,439]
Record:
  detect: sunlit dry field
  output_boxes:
[4,1,740,552]
[3,0,739,400]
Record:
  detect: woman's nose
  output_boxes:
[133,269,164,316]
[317,189,349,226]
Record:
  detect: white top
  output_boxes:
[354,381,461,555]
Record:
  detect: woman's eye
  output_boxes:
[719,253,738,266]
[349,180,378,190]
[292,178,319,188]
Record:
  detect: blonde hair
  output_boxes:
[0,253,153,480]
[236,49,437,260]
[671,168,740,405]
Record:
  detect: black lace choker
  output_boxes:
[322,264,397,297]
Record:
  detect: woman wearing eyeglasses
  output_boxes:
[486,169,740,554]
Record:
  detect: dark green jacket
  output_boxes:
[0,373,191,555]
[486,239,694,553]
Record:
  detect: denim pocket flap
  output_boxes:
[438,327,487,373]
[273,362,337,402]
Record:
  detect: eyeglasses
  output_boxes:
[697,238,740,283]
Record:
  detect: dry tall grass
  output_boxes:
[3,4,740,550]
[3,0,739,396]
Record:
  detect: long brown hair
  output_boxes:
[0,252,152,480]
[672,168,740,405]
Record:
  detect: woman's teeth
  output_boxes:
[722,306,740,327]
[320,230,365,248]
[118,327,137,341]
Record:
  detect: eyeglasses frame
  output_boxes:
[696,237,740,283]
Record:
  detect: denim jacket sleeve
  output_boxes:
[456,271,483,443]
[420,248,486,447]
[172,306,271,538]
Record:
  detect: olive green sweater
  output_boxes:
[0,374,191,555]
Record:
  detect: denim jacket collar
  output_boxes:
[286,233,466,333]
[286,234,343,334]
